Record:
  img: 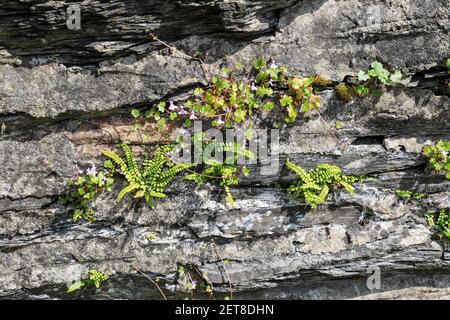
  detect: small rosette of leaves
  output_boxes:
[62,169,114,223]
[422,140,450,179]
[356,61,402,97]
[102,143,194,207]
[67,269,109,293]
[285,160,362,209]
[425,209,450,240]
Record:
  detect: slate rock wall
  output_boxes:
[0,0,449,299]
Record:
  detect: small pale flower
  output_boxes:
[250,82,257,91]
[168,101,178,111]
[225,108,231,113]
[189,112,198,120]
[86,164,97,176]
[268,79,273,86]
[178,106,187,115]
[177,128,188,135]
[269,62,278,69]
[216,118,224,126]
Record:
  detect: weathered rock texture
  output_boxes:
[0,0,449,299]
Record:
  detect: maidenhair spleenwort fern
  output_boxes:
[285,160,361,208]
[67,269,109,293]
[425,209,450,240]
[102,143,193,207]
[185,140,254,208]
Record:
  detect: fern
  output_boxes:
[286,160,361,208]
[102,144,193,207]
[185,140,253,208]
[425,209,450,240]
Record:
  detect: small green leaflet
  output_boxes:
[131,109,140,118]
[357,71,370,82]
[389,70,402,83]
[67,281,85,293]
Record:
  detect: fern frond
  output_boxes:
[102,150,128,173]
[299,182,322,191]
[286,160,360,208]
[304,191,323,209]
[159,163,193,188]
[143,154,167,179]
[318,185,330,203]
[117,183,140,202]
[286,159,312,184]
[149,191,166,198]
[120,144,142,182]
[224,186,235,209]
[338,180,355,193]
[102,149,137,185]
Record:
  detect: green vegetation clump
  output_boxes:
[355,61,402,96]
[333,61,402,103]
[285,160,362,208]
[425,209,450,240]
[102,143,193,207]
[130,59,321,131]
[185,139,254,208]
[395,189,426,200]
[312,75,333,87]
[422,140,450,179]
[62,168,114,222]
[334,83,354,102]
[67,269,109,293]
[62,58,408,223]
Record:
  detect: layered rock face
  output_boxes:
[0,0,449,299]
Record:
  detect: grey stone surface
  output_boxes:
[0,0,449,300]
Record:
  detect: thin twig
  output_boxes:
[191,265,216,300]
[317,111,338,140]
[211,240,233,300]
[132,264,168,300]
[149,32,211,80]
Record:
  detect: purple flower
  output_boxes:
[268,79,273,86]
[225,108,231,113]
[78,169,84,175]
[191,280,197,286]
[250,82,257,91]
[168,101,177,111]
[216,118,224,126]
[189,112,198,120]
[269,62,278,69]
[86,164,97,176]
[178,108,187,116]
